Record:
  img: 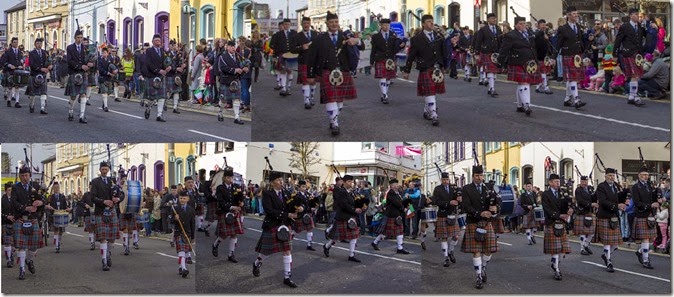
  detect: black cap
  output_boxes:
[100,161,109,168]
[226,40,236,47]
[335,177,342,182]
[5,182,13,190]
[441,172,449,179]
[487,13,496,19]
[302,16,311,22]
[514,16,526,24]
[199,168,206,175]
[170,185,177,190]
[524,180,532,185]
[209,170,217,176]
[224,167,234,177]
[472,165,484,174]
[606,168,617,174]
[580,176,588,181]
[19,167,30,174]
[178,190,189,197]
[83,37,89,42]
[35,38,44,43]
[549,174,560,181]
[628,8,639,15]
[169,39,176,45]
[389,178,399,184]
[421,14,433,23]
[184,176,193,182]
[143,42,150,47]
[342,175,354,181]
[152,34,162,40]
[299,180,307,186]
[269,171,283,181]
[327,11,338,21]
[282,18,291,23]
[638,167,649,173]
[538,19,547,24]
[566,6,577,13]
[379,18,391,24]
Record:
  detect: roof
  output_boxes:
[41,154,56,164]
[5,1,26,13]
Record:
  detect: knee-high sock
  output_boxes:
[197,216,204,228]
[132,230,139,243]
[233,99,241,119]
[325,240,335,249]
[276,75,282,86]
[302,85,311,103]
[641,242,649,261]
[449,238,458,251]
[102,94,109,108]
[283,255,292,278]
[421,230,427,243]
[379,79,388,96]
[541,73,548,87]
[228,237,237,255]
[629,81,638,99]
[122,233,128,246]
[157,99,165,117]
[100,242,108,260]
[337,101,343,110]
[86,86,92,100]
[326,102,339,126]
[441,241,448,257]
[88,233,94,243]
[178,251,187,269]
[287,74,293,88]
[579,235,586,250]
[603,245,612,260]
[473,257,482,276]
[306,231,313,245]
[519,84,531,105]
[396,235,404,249]
[526,229,532,241]
[464,65,471,77]
[310,85,316,99]
[481,254,491,268]
[586,234,594,245]
[570,81,579,98]
[114,85,119,99]
[480,68,486,81]
[213,236,222,247]
[565,81,572,98]
[173,93,179,109]
[10,88,16,101]
[54,235,60,246]
[18,250,26,268]
[40,95,46,110]
[254,253,268,266]
[79,95,87,118]
[424,96,436,115]
[373,234,385,244]
[4,246,12,260]
[516,87,522,106]
[13,87,19,102]
[348,239,357,257]
[280,75,288,91]
[487,73,495,90]
[69,98,75,113]
[551,254,560,271]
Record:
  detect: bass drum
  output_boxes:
[211,170,225,194]
[125,180,142,214]
[496,184,516,216]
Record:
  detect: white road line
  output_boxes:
[497,241,512,246]
[396,78,415,83]
[245,227,421,266]
[529,104,670,132]
[65,231,84,237]
[581,261,671,283]
[49,95,145,119]
[157,252,178,259]
[188,130,237,141]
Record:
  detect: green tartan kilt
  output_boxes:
[64,73,89,96]
[25,76,48,96]
[218,82,240,102]
[98,79,115,95]
[165,76,183,95]
[87,71,97,86]
[146,77,166,100]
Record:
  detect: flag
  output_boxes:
[406,205,415,218]
[395,145,422,156]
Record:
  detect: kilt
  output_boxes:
[174,235,192,253]
[632,217,656,240]
[119,214,138,231]
[216,213,244,237]
[417,69,446,97]
[255,226,292,255]
[374,60,397,79]
[461,222,498,253]
[218,82,241,102]
[492,218,505,234]
[381,216,404,238]
[196,203,205,216]
[24,76,48,96]
[205,202,217,222]
[479,53,500,73]
[621,57,644,78]
[507,65,542,84]
[64,72,89,97]
[13,219,44,251]
[538,60,552,75]
[458,52,467,66]
[435,217,462,239]
[272,56,289,74]
[98,79,115,95]
[166,76,183,95]
[543,224,571,254]
[561,56,585,81]
[297,64,309,84]
[595,217,623,246]
[573,214,596,235]
[522,211,538,229]
[2,224,14,246]
[2,71,21,88]
[83,215,95,233]
[292,215,315,233]
[329,219,360,241]
[93,213,120,242]
[146,77,167,100]
[319,70,357,104]
[87,72,97,86]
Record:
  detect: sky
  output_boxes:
[0,0,21,24]
[3,143,55,172]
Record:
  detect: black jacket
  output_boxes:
[384,189,405,218]
[11,182,45,220]
[97,56,114,83]
[90,176,122,215]
[541,188,570,225]
[631,181,655,218]
[78,192,94,216]
[614,22,646,57]
[145,47,167,78]
[215,182,243,214]
[575,186,595,215]
[2,193,12,225]
[405,30,448,72]
[28,49,49,76]
[498,30,537,66]
[333,187,357,222]
[216,51,240,86]
[1,47,23,72]
[261,188,293,230]
[519,191,536,214]
[474,24,502,54]
[48,193,69,211]
[271,30,296,57]
[370,30,402,62]
[66,43,87,74]
[306,31,364,78]
[556,23,585,56]
[432,184,457,217]
[534,30,553,61]
[596,181,623,219]
[173,204,195,241]
[461,183,490,224]
[291,30,319,65]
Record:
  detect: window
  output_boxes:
[375,142,388,154]
[189,12,196,50]
[198,142,207,155]
[362,142,373,151]
[493,142,501,151]
[44,0,48,9]
[52,0,57,7]
[215,142,224,153]
[508,142,519,147]
[175,158,184,186]
[205,10,215,42]
[485,142,491,153]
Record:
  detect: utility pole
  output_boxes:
[180,0,189,46]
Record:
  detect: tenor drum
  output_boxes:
[420,207,438,223]
[534,206,545,222]
[53,211,69,227]
[497,184,515,216]
[126,180,142,214]
[458,213,467,228]
[395,53,407,66]
[136,209,150,224]
[13,70,30,86]
[282,53,299,71]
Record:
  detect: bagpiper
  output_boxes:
[290,16,319,109]
[371,179,411,254]
[0,37,25,108]
[90,162,122,271]
[630,166,661,268]
[595,168,625,273]
[541,174,572,280]
[166,40,187,114]
[173,191,196,278]
[144,34,170,122]
[556,6,587,109]
[614,8,647,106]
[519,181,539,245]
[83,38,97,108]
[25,38,52,114]
[534,19,555,94]
[474,13,502,97]
[370,18,404,104]
[292,180,318,251]
[97,47,117,112]
[323,174,362,262]
[432,172,462,266]
[11,167,46,280]
[212,167,245,262]
[216,40,246,124]
[574,176,597,255]
[64,29,91,123]
[270,19,297,97]
[2,182,15,268]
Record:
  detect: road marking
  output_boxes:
[65,231,84,237]
[581,261,670,282]
[157,252,178,259]
[49,95,145,119]
[528,104,670,132]
[396,78,415,83]
[245,227,421,266]
[188,130,237,141]
[497,241,512,246]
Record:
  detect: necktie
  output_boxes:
[277,191,283,202]
[183,205,187,212]
[156,48,160,56]
[553,190,558,199]
[492,26,496,35]
[285,31,288,39]
[429,33,434,42]
[385,32,388,41]
[104,178,108,185]
[611,184,616,194]
[24,184,28,192]
[38,50,41,59]
[331,33,337,45]
[445,185,449,194]
[478,184,482,194]
[633,24,638,32]
[523,31,528,39]
[77,45,80,53]
[306,32,310,40]
[572,25,576,34]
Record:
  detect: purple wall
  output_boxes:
[154,161,164,190]
[106,19,116,45]
[123,17,132,50]
[155,12,169,50]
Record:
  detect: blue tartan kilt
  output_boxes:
[25,76,48,96]
[218,82,241,102]
[64,73,89,96]
[174,235,192,253]
[166,76,183,95]
[2,224,14,246]
[98,79,115,95]
[14,219,44,251]
[87,72,97,86]
[94,212,120,242]
[146,77,167,100]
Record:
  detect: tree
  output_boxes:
[288,142,321,181]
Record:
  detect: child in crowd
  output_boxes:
[601,44,618,93]
[588,66,605,92]
[580,58,597,89]
[608,66,626,94]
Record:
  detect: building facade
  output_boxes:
[25,0,69,51]
[55,143,90,196]
[5,1,26,48]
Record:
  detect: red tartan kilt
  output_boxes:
[458,52,467,65]
[255,226,292,255]
[174,235,192,253]
[319,70,357,104]
[621,57,644,78]
[543,224,571,254]
[435,217,462,239]
[595,217,623,246]
[374,60,397,79]
[196,203,205,216]
[94,213,121,242]
[297,64,309,84]
[119,215,138,231]
[507,65,542,84]
[522,212,538,229]
[13,219,44,251]
[382,216,404,238]
[461,222,498,254]
[562,56,586,81]
[573,214,596,235]
[2,224,14,246]
[632,217,657,240]
[479,53,500,73]
[538,61,552,74]
[417,69,446,97]
[292,216,315,233]
[216,213,244,237]
[84,216,95,232]
[205,202,217,222]
[330,220,360,241]
[273,56,288,73]
[492,218,505,234]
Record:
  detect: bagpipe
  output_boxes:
[638,147,662,209]
[575,164,597,207]
[529,13,558,67]
[595,153,630,208]
[509,6,539,75]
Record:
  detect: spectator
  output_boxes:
[638,50,669,99]
[152,189,162,233]
[588,67,605,91]
[121,48,134,99]
[655,201,669,251]
[601,44,618,92]
[359,181,373,234]
[143,189,154,236]
[251,31,264,82]
[591,25,608,64]
[608,66,626,94]
[238,37,252,112]
[645,21,659,54]
[190,45,206,104]
[580,58,597,89]
[405,181,421,239]
[655,18,667,54]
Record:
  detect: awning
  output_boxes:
[27,14,61,24]
[56,164,82,172]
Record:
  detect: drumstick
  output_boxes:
[170,203,196,257]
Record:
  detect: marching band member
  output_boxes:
[520,181,539,245]
[82,38,95,107]
[91,162,122,271]
[370,18,403,104]
[26,38,51,114]
[292,180,318,251]
[631,167,661,269]
[534,19,554,94]
[460,165,496,289]
[202,170,218,237]
[80,182,96,250]
[574,176,597,255]
[167,40,187,114]
[217,40,246,125]
[145,34,170,122]
[432,172,461,267]
[497,16,542,116]
[541,174,572,280]
[183,176,198,263]
[173,191,195,278]
[306,11,364,136]
[291,16,318,109]
[271,19,296,97]
[556,6,587,109]
[459,26,473,82]
[596,168,625,273]
[323,175,362,263]
[614,8,647,106]
[45,182,70,253]
[1,37,24,108]
[403,14,448,127]
[97,47,117,112]
[109,48,123,102]
[212,167,244,262]
[253,171,299,288]
[474,13,502,97]
[2,182,15,268]
[11,167,45,280]
[65,29,91,123]
[371,179,410,254]
[117,173,140,255]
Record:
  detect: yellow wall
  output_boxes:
[170,0,229,43]
[164,143,197,187]
[484,142,521,187]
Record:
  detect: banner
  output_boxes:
[395,146,422,156]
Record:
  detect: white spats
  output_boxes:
[349,239,357,257]
[280,75,288,91]
[302,85,311,104]
[173,93,179,109]
[157,99,165,117]
[441,241,449,257]
[102,94,109,108]
[487,73,495,90]
[100,242,108,260]
[449,239,458,251]
[629,81,638,99]
[79,95,87,118]
[424,96,437,117]
[40,95,47,109]
[518,84,531,105]
[233,99,241,120]
[229,237,237,253]
[326,102,339,126]
[473,257,482,275]
[396,235,404,249]
[569,81,579,98]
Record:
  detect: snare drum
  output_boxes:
[125,180,142,214]
[458,213,467,228]
[420,207,438,223]
[136,209,150,224]
[534,206,545,222]
[395,53,407,67]
[282,53,299,71]
[53,211,70,228]
[13,70,30,86]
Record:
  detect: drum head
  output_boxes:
[211,170,225,194]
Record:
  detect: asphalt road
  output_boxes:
[421,226,671,294]
[196,215,422,294]
[252,70,670,141]
[1,225,196,294]
[0,85,250,142]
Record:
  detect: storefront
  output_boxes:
[563,0,670,33]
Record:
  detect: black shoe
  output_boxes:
[478,81,485,86]
[634,99,645,107]
[396,248,410,254]
[306,245,316,251]
[531,237,536,244]
[544,89,553,95]
[524,105,532,116]
[330,124,340,136]
[581,249,590,255]
[481,267,487,283]
[381,95,389,104]
[133,242,139,250]
[144,108,151,119]
[212,244,219,257]
[79,117,87,124]
[274,86,282,90]
[421,242,426,250]
[40,109,48,114]
[323,244,330,257]
[574,100,586,109]
[124,246,130,255]
[443,257,450,267]
[554,270,562,280]
[516,106,525,113]
[535,87,544,93]
[156,116,166,122]
[584,245,593,255]
[228,254,238,263]
[234,119,244,125]
[283,278,298,288]
[348,256,361,263]
[601,254,609,266]
[103,106,109,112]
[217,114,224,122]
[90,242,95,250]
[19,267,25,279]
[29,105,34,113]
[140,100,145,107]
[27,260,35,274]
[475,276,483,289]
[432,118,439,126]
[7,259,13,268]
[635,251,644,264]
[371,242,380,251]
[204,230,210,237]
[173,109,180,114]
[86,101,91,106]
[449,252,456,263]
[423,111,431,120]
[252,263,261,277]
[488,89,498,97]
[304,103,311,109]
[14,102,21,108]
[181,268,189,278]
[643,261,653,269]
[279,91,288,97]
[563,100,573,107]
[607,262,615,272]
[114,97,121,102]
[6,101,11,107]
